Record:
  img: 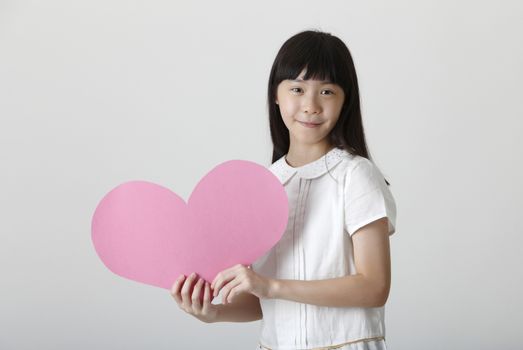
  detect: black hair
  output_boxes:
[267,29,390,186]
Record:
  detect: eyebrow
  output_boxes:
[290,78,334,84]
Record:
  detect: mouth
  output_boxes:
[297,120,322,128]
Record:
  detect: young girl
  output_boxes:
[170,29,397,350]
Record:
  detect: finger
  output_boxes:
[181,272,198,310]
[213,265,247,297]
[202,282,211,313]
[226,283,246,304]
[211,270,228,290]
[191,278,204,312]
[170,274,183,296]
[170,274,185,305]
[221,278,242,305]
[211,264,243,290]
[213,271,236,298]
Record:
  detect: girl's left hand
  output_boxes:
[210,264,275,304]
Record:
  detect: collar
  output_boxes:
[269,147,347,185]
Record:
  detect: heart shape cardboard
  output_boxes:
[91,160,288,289]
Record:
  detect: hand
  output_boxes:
[170,272,219,323]
[211,264,275,305]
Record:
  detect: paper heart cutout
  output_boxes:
[91,160,288,290]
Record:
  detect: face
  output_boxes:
[275,69,345,147]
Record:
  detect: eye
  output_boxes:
[290,87,303,93]
[322,90,335,95]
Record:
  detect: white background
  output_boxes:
[1,0,522,349]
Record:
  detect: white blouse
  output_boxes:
[251,147,397,350]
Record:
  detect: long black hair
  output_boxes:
[267,29,390,186]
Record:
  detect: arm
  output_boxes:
[213,291,262,322]
[211,218,391,309]
[269,217,391,308]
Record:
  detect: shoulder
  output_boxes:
[332,150,372,181]
[335,152,388,191]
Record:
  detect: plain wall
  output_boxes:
[1,0,522,349]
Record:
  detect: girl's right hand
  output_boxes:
[170,272,219,324]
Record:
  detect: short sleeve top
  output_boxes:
[251,147,397,350]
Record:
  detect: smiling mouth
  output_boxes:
[297,120,322,128]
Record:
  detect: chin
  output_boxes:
[292,133,326,144]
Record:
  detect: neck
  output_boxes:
[285,139,335,168]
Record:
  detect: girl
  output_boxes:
[170,29,397,350]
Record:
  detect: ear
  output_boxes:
[275,100,279,105]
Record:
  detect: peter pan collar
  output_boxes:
[270,147,347,185]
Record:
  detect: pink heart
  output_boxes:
[91,160,288,290]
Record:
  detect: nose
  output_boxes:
[302,94,321,115]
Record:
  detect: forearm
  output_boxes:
[269,273,388,308]
[212,294,263,323]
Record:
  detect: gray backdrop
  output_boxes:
[1,0,522,349]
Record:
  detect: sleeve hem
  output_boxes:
[346,213,395,237]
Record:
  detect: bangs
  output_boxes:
[275,36,341,85]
